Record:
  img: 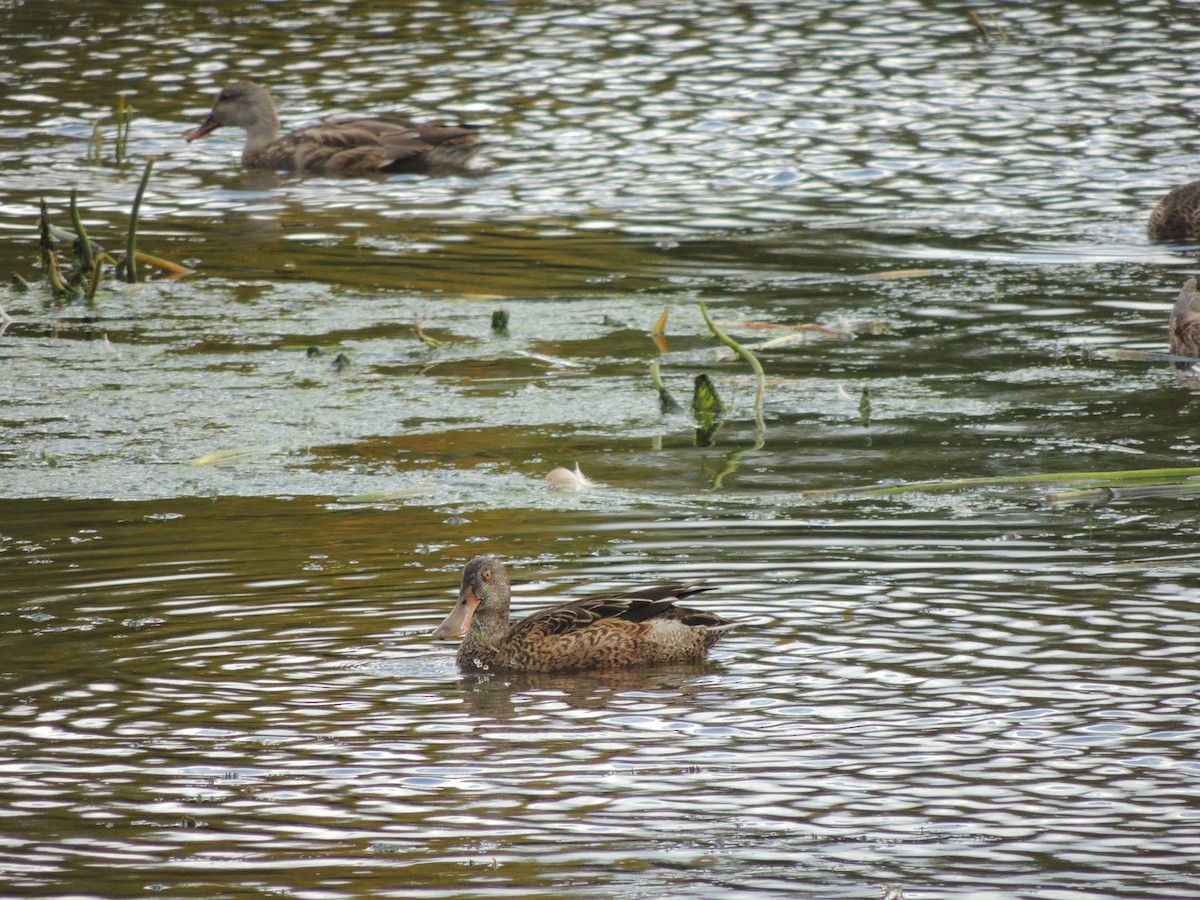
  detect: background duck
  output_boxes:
[1169,276,1200,368]
[431,556,736,672]
[1148,180,1200,241]
[186,80,484,176]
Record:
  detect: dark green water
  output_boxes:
[3,2,1200,898]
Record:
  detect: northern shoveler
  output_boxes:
[431,556,735,672]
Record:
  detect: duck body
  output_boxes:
[186,80,483,176]
[1169,276,1200,368]
[1149,180,1200,242]
[431,556,735,673]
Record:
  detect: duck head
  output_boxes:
[186,80,280,143]
[431,556,511,640]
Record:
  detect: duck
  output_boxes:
[185,80,483,176]
[431,556,736,672]
[1148,180,1200,242]
[1169,276,1200,368]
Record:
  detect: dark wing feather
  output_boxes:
[266,118,482,174]
[506,581,711,640]
[375,123,483,171]
[282,120,397,148]
[589,581,712,604]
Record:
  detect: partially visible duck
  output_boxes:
[431,556,736,672]
[1169,276,1200,368]
[1149,180,1200,242]
[185,80,483,176]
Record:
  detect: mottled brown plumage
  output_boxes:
[1149,180,1200,242]
[1169,276,1200,368]
[186,80,483,176]
[431,556,735,672]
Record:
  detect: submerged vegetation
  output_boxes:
[804,465,1200,508]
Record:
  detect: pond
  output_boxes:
[2,2,1200,898]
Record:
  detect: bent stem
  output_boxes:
[699,299,766,435]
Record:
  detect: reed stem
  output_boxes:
[69,189,95,276]
[124,156,155,283]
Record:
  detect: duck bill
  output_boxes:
[431,587,480,640]
[185,115,221,142]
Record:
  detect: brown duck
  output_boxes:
[185,80,483,176]
[1169,276,1200,368]
[1149,180,1200,242]
[431,556,736,672]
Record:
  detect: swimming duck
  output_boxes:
[185,80,483,176]
[1169,276,1200,368]
[1149,180,1200,242]
[431,556,735,672]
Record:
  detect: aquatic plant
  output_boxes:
[17,159,187,301]
[414,315,444,349]
[699,299,766,433]
[118,156,154,284]
[114,94,133,164]
[967,10,1008,42]
[649,306,669,354]
[691,373,724,448]
[85,95,134,165]
[804,464,1200,505]
[649,362,681,413]
[68,189,95,276]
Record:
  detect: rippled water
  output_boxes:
[6,499,1200,898]
[4,1,1200,897]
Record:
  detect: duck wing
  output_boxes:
[373,122,484,171]
[258,117,483,174]
[506,581,713,641]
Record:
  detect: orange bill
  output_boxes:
[431,587,479,639]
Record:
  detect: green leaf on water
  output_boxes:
[692,373,723,446]
[692,373,724,421]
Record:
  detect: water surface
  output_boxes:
[3,2,1200,897]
